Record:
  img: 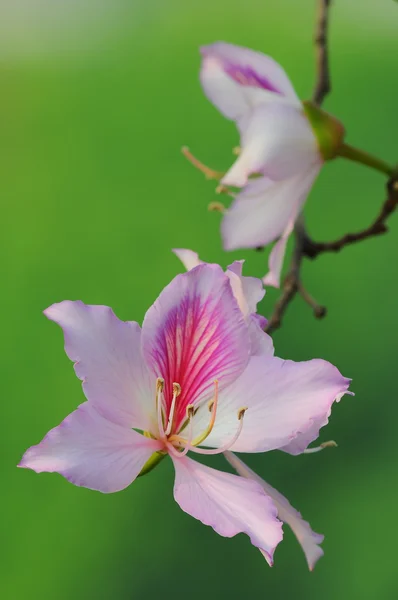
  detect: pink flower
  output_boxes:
[200,42,324,287]
[19,264,350,565]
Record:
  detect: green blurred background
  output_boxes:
[2,0,397,598]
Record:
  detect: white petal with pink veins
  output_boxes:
[141,264,250,431]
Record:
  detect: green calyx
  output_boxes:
[302,100,345,161]
[138,450,166,477]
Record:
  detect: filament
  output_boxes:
[190,381,219,447]
[164,382,181,436]
[156,377,166,440]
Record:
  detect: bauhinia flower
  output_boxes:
[184,41,345,287]
[19,264,351,566]
[199,42,345,286]
[185,42,394,287]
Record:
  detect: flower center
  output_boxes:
[154,377,247,459]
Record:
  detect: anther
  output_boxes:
[186,404,195,419]
[208,201,226,213]
[165,381,182,437]
[156,377,164,393]
[304,440,337,454]
[173,382,181,397]
[238,406,248,420]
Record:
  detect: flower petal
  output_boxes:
[280,388,354,455]
[189,355,350,453]
[221,103,319,187]
[262,214,295,289]
[44,301,156,431]
[200,42,300,129]
[221,165,321,251]
[227,260,265,315]
[141,264,250,431]
[19,403,163,493]
[172,455,283,565]
[248,315,274,356]
[224,452,324,570]
[172,248,202,271]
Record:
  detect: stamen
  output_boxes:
[164,382,181,436]
[182,406,248,456]
[177,405,194,458]
[181,146,225,181]
[304,440,338,454]
[215,185,231,196]
[156,377,165,440]
[208,201,226,213]
[191,381,219,447]
[166,404,195,459]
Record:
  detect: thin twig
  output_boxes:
[265,0,332,334]
[266,216,306,334]
[302,177,398,258]
[312,0,332,105]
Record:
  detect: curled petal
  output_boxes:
[141,264,250,431]
[19,403,162,493]
[262,215,295,289]
[172,248,202,271]
[224,452,324,570]
[280,389,354,455]
[222,104,319,187]
[189,355,351,453]
[227,260,265,316]
[44,301,156,431]
[172,455,283,565]
[200,42,300,129]
[221,166,321,254]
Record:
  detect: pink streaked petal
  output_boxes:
[224,452,324,570]
[172,248,203,271]
[141,264,250,430]
[19,403,162,493]
[221,166,321,252]
[189,356,351,453]
[44,301,156,432]
[200,42,300,128]
[172,455,283,564]
[221,104,319,187]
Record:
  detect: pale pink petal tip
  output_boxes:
[172,456,283,563]
[224,452,324,570]
[172,248,203,271]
